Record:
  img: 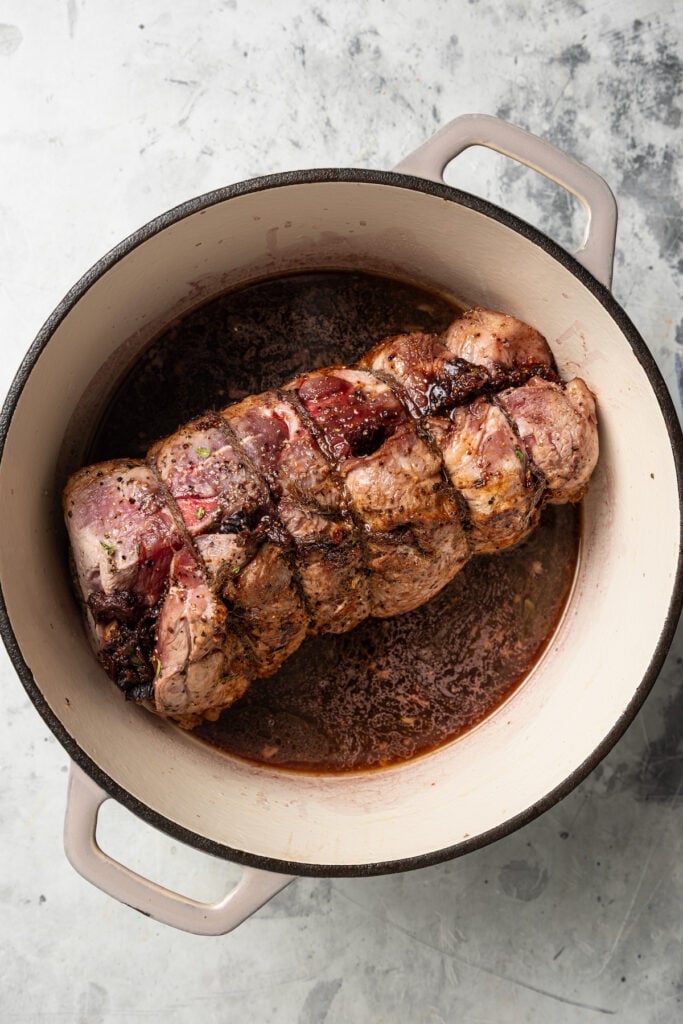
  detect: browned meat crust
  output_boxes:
[153,546,250,726]
[496,377,599,504]
[292,368,469,616]
[442,306,557,385]
[63,460,250,717]
[360,331,489,416]
[426,399,544,554]
[150,411,307,678]
[223,391,369,634]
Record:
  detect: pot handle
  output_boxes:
[393,113,617,289]
[64,761,295,936]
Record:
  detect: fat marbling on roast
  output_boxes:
[64,307,599,728]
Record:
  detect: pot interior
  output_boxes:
[1,177,680,871]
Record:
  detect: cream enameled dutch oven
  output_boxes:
[1,115,682,935]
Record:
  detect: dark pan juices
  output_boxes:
[91,271,580,772]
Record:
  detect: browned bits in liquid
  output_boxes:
[199,504,578,770]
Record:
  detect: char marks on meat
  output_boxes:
[426,399,543,554]
[150,411,307,678]
[64,306,599,726]
[150,414,268,540]
[63,460,248,719]
[496,377,599,504]
[153,546,250,726]
[360,331,489,416]
[224,391,369,634]
[443,306,557,386]
[294,368,469,616]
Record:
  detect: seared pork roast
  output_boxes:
[64,308,598,727]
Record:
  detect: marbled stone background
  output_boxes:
[0,1,681,1021]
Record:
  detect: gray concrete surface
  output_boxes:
[1,1,681,1020]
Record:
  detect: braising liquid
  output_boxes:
[91,271,580,772]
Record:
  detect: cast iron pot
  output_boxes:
[1,115,682,935]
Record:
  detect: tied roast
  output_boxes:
[64,308,598,727]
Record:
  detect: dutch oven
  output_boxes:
[1,114,681,934]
